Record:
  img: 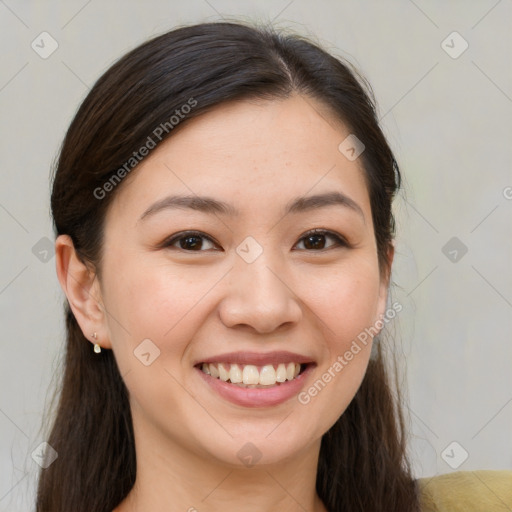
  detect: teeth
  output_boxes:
[242,365,260,385]
[200,362,305,386]
[229,364,242,383]
[276,363,287,382]
[259,365,276,385]
[218,363,229,382]
[210,364,219,379]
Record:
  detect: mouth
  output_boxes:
[196,362,310,388]
[193,351,316,407]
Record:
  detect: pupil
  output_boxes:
[181,236,201,250]
[305,235,325,250]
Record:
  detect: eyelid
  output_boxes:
[159,230,222,251]
[294,228,349,250]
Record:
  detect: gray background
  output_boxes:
[1,1,511,510]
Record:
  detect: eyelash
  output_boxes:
[161,229,349,252]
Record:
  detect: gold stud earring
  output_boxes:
[92,332,101,353]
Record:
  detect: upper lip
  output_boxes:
[195,351,315,367]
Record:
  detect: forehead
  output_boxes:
[107,95,371,223]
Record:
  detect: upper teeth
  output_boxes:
[201,362,301,386]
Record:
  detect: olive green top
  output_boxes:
[417,470,512,511]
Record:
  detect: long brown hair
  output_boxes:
[38,21,420,511]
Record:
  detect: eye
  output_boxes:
[162,231,220,252]
[161,229,348,252]
[294,229,348,251]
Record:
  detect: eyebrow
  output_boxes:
[139,191,365,222]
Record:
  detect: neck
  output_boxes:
[115,415,328,512]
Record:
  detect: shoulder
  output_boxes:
[417,470,512,512]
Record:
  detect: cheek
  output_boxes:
[99,262,218,429]
[295,262,380,432]
[101,260,223,354]
[302,258,382,348]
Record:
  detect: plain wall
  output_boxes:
[1,1,511,510]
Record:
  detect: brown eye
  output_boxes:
[163,231,219,251]
[295,230,347,251]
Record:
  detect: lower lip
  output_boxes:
[196,364,315,408]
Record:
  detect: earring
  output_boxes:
[92,332,101,353]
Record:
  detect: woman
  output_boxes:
[36,21,511,512]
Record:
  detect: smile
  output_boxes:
[194,351,315,407]
[199,362,305,388]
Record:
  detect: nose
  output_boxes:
[218,253,303,334]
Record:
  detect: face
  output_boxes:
[95,95,391,467]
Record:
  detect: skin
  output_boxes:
[56,94,393,512]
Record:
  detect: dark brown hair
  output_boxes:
[38,21,420,511]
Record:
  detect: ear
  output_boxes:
[55,234,112,350]
[375,240,395,326]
